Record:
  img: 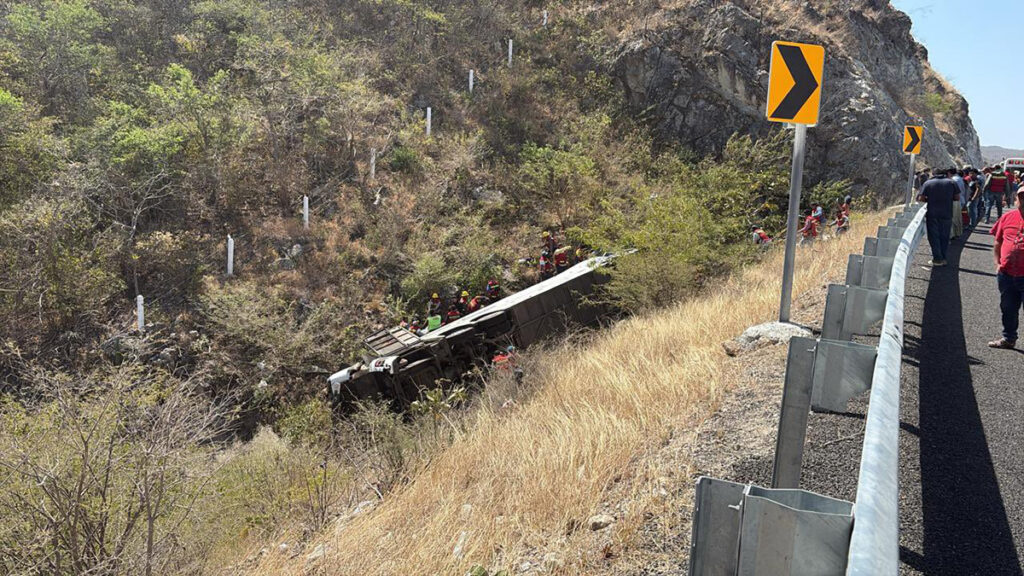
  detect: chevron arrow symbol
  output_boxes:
[771,44,820,120]
[904,128,921,153]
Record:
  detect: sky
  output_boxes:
[890,0,1019,148]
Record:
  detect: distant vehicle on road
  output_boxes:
[1002,158,1024,172]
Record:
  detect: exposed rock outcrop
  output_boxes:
[612,0,981,200]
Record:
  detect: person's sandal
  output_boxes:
[988,338,1017,349]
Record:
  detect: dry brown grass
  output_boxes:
[251,208,894,575]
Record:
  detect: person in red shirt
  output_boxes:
[553,248,570,273]
[751,225,772,245]
[799,210,819,244]
[989,186,1024,349]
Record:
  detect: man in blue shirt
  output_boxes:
[917,168,961,267]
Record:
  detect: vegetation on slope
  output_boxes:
[0,0,865,573]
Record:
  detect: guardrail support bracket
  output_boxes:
[690,477,853,576]
[821,285,888,341]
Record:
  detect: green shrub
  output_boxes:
[389,144,423,174]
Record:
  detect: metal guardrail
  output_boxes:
[845,204,926,575]
[689,204,927,575]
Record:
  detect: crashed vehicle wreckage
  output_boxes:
[327,256,613,406]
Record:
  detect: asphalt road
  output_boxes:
[796,217,1024,575]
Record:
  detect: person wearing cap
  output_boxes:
[456,290,470,314]
[917,168,960,267]
[984,166,1009,223]
[988,185,1024,349]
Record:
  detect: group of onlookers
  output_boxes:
[916,164,1024,349]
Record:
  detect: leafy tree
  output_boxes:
[0,88,61,210]
[3,0,112,121]
[518,142,599,227]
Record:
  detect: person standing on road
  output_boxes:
[988,186,1024,349]
[917,168,960,267]
[1007,170,1019,209]
[950,167,967,239]
[985,166,1009,223]
[966,167,982,230]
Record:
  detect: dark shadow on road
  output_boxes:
[959,268,999,278]
[916,230,1023,574]
[821,410,921,437]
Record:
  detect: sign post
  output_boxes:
[903,126,923,206]
[766,40,825,323]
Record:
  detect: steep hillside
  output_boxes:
[254,208,894,575]
[614,0,981,195]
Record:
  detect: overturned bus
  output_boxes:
[327,256,612,406]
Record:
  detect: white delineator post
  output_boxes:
[227,234,234,276]
[303,195,309,229]
[136,295,145,333]
[778,124,808,324]
[426,107,432,136]
[508,39,513,66]
[370,147,377,180]
[905,153,917,206]
[543,10,548,27]
[469,69,474,93]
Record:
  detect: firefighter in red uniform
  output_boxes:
[485,279,501,300]
[553,247,570,273]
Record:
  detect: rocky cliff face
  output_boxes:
[611,0,981,200]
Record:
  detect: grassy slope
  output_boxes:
[250,208,893,575]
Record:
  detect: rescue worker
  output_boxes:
[492,345,524,385]
[485,279,501,300]
[427,292,443,316]
[832,211,850,235]
[985,166,1009,223]
[538,250,555,279]
[467,294,484,313]
[445,304,461,324]
[800,210,819,244]
[409,318,424,335]
[812,203,825,225]
[751,225,772,245]
[553,246,571,273]
[492,345,517,368]
[574,245,589,263]
[542,230,559,254]
[457,290,470,314]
